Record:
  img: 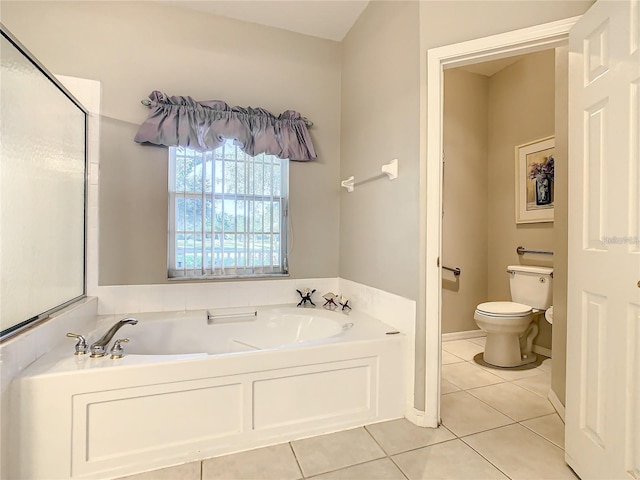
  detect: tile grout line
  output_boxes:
[462,389,538,425]
[287,441,306,479]
[518,420,565,450]
[303,457,390,479]
[452,419,517,439]
[472,367,550,384]
[442,344,517,478]
[465,358,557,425]
[441,341,533,480]
[512,383,552,399]
[519,411,564,423]
[373,435,467,460]
[457,418,567,479]
[442,402,562,447]
[441,343,563,479]
[441,345,563,454]
[442,348,558,430]
[458,434,515,480]
[296,428,389,480]
[454,356,552,397]
[441,376,507,392]
[362,424,390,456]
[442,360,509,390]
[387,454,413,480]
[363,425,411,480]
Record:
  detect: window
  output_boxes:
[168,140,289,278]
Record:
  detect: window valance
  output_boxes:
[134,91,316,161]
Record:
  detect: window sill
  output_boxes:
[168,273,290,282]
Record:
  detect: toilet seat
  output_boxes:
[475,301,532,317]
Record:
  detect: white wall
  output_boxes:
[340,1,421,300]
[486,50,556,305]
[487,50,556,350]
[1,0,342,285]
[442,68,489,334]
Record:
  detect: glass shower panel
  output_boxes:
[0,31,86,337]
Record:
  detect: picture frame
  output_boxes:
[515,136,555,224]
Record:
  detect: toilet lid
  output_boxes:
[476,301,532,316]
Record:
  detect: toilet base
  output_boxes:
[483,333,537,368]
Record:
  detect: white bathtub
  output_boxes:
[122,306,355,355]
[11,305,406,479]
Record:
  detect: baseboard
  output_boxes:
[404,407,438,428]
[442,330,485,342]
[533,345,552,358]
[547,389,565,421]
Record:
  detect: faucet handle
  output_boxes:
[66,332,88,355]
[110,338,130,359]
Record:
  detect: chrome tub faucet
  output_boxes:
[90,317,138,357]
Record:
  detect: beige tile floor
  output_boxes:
[117,339,578,480]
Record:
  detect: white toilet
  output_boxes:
[474,265,553,367]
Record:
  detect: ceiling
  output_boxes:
[457,54,529,77]
[160,1,370,42]
[159,1,527,73]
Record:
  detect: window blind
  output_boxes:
[168,140,288,278]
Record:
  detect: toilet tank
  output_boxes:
[507,265,553,310]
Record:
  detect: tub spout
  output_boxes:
[90,317,138,357]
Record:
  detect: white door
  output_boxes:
[566,0,640,478]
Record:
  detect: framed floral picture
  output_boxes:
[515,136,555,224]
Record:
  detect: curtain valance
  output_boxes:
[134,91,316,161]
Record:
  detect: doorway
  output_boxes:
[440,48,556,392]
[423,16,578,427]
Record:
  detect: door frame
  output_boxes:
[424,16,580,426]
